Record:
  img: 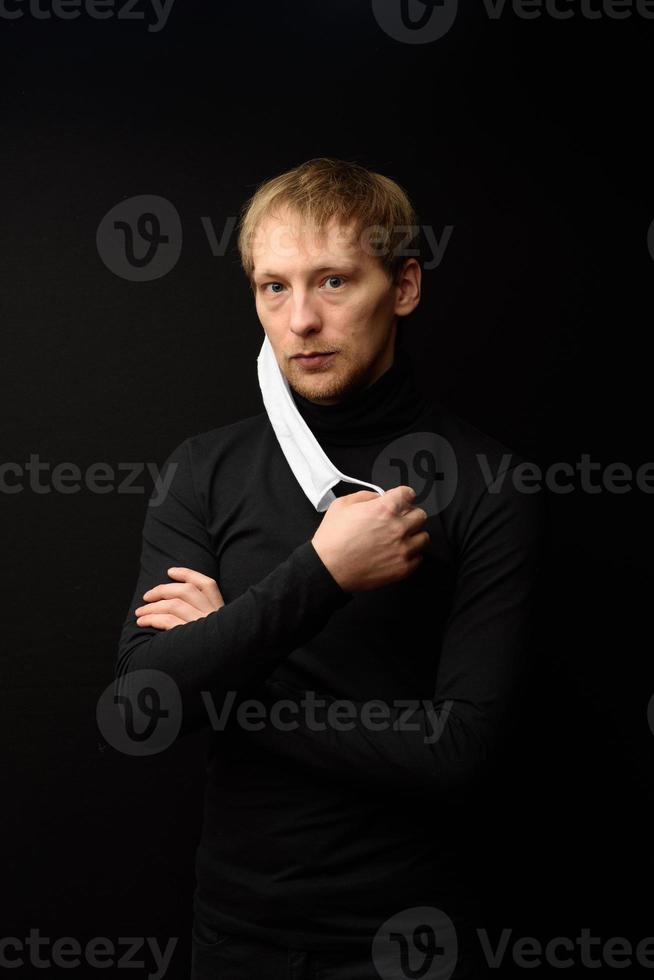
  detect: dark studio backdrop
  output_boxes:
[1,1,653,977]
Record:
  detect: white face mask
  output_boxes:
[257,334,386,512]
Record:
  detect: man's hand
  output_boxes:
[312,485,429,593]
[134,567,225,630]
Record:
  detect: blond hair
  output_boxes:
[236,157,422,291]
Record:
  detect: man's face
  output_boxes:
[251,206,419,405]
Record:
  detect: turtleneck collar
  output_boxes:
[289,342,428,447]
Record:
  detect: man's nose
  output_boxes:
[288,290,322,334]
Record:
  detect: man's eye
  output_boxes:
[323,276,345,290]
[264,282,285,295]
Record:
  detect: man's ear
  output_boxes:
[394,258,421,317]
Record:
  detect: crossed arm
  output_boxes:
[121,441,546,795]
[115,438,353,736]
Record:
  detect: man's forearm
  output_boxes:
[233,678,490,798]
[115,540,353,736]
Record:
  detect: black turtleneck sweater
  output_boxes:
[115,342,545,951]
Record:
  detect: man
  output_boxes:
[116,157,545,979]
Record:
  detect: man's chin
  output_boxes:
[290,381,341,404]
[289,375,367,407]
[286,366,341,402]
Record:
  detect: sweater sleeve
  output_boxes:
[233,464,547,797]
[115,438,353,736]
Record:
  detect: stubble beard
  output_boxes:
[286,353,375,406]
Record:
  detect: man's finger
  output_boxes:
[135,614,186,630]
[142,582,209,613]
[135,598,202,620]
[167,566,223,594]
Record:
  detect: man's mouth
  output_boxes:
[292,352,337,368]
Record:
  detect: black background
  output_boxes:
[2,1,653,976]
